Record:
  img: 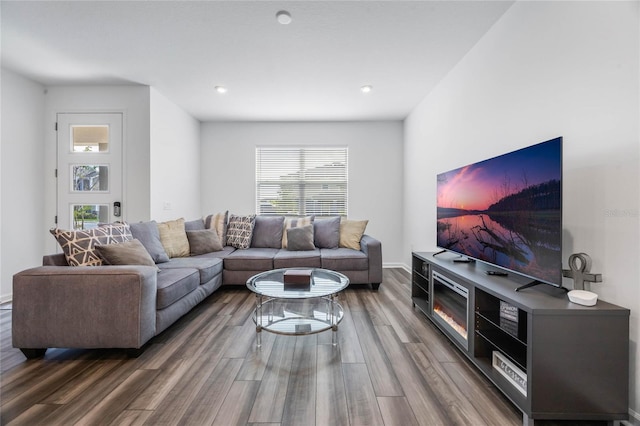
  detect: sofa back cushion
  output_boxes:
[251,216,284,248]
[313,217,341,249]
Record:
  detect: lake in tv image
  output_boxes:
[436,138,563,285]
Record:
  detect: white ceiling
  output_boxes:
[1,1,513,122]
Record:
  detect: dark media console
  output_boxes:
[411,251,629,425]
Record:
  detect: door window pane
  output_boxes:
[72,165,108,192]
[71,204,108,230]
[72,125,109,152]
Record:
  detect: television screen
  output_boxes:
[436,137,563,287]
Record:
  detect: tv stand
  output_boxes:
[411,252,629,425]
[432,249,447,256]
[515,280,569,292]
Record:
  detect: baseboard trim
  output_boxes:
[382,263,411,272]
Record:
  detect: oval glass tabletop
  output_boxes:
[246,268,349,299]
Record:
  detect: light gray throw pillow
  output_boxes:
[128,220,170,263]
[286,225,315,251]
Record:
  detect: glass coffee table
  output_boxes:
[246,268,349,347]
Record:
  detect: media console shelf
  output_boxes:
[411,251,629,425]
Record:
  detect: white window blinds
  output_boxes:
[256,147,348,216]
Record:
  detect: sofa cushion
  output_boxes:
[184,218,206,231]
[194,246,236,259]
[187,229,223,255]
[339,219,369,250]
[50,224,132,267]
[274,248,321,268]
[156,268,200,309]
[251,215,284,248]
[282,216,313,249]
[204,211,228,247]
[286,225,315,251]
[313,217,341,249]
[94,239,157,267]
[224,248,278,271]
[158,256,223,284]
[226,214,256,249]
[158,218,190,258]
[321,248,368,271]
[129,220,170,263]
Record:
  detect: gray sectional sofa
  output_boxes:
[12,215,382,358]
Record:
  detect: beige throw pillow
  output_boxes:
[204,211,228,247]
[339,219,369,250]
[157,218,190,258]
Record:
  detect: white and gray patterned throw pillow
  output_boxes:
[226,214,256,249]
[50,227,108,266]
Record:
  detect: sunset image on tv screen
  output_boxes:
[436,137,562,285]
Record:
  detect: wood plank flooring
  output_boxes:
[1,268,524,425]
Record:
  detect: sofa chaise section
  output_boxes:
[12,264,158,357]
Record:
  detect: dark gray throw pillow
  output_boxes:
[128,220,170,263]
[186,229,223,255]
[95,239,157,267]
[251,215,284,248]
[313,217,341,249]
[286,225,315,251]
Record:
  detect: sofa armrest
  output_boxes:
[12,265,158,351]
[360,234,382,286]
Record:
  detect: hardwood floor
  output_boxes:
[1,268,524,425]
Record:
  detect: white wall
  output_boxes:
[200,121,404,265]
[404,0,639,419]
[0,69,46,301]
[43,85,151,253]
[149,88,201,222]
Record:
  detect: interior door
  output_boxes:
[56,113,123,230]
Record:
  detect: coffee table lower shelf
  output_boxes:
[251,296,345,346]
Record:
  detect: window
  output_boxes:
[256,147,348,216]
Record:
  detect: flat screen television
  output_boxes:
[436,137,563,289]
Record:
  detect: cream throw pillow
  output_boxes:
[157,218,190,258]
[204,211,228,247]
[339,219,369,250]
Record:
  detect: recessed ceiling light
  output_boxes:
[276,10,292,25]
[214,86,227,94]
[360,85,373,93]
